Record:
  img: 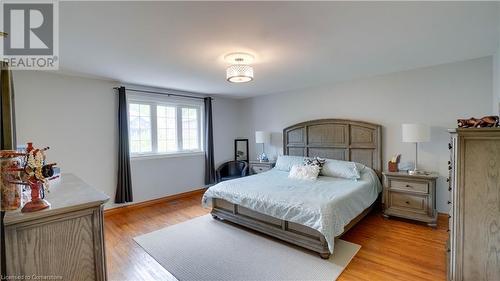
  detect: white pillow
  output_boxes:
[321,159,361,180]
[288,164,320,180]
[275,155,306,171]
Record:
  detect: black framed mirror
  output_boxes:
[234,139,249,162]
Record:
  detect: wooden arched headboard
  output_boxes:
[283,119,382,177]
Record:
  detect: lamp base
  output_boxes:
[258,153,269,162]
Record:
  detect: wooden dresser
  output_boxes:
[4,174,109,281]
[447,128,500,281]
[382,171,438,227]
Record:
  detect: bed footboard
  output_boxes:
[211,198,375,259]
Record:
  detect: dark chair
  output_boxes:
[216,161,248,183]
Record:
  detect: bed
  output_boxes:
[203,119,382,258]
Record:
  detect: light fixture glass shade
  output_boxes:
[255,131,271,144]
[402,124,430,143]
[226,65,254,83]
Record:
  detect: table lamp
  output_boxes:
[402,124,430,175]
[255,131,271,162]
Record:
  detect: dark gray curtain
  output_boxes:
[115,86,133,203]
[204,97,215,185]
[1,61,16,278]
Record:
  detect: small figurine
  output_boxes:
[457,116,499,128]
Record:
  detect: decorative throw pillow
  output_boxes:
[320,159,361,180]
[288,164,320,180]
[303,157,326,170]
[275,155,306,172]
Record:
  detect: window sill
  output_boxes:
[130,151,205,161]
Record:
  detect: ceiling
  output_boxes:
[58,1,500,98]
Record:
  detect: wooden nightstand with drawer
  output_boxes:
[382,171,438,227]
[249,160,276,174]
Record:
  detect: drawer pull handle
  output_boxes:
[405,201,410,204]
[405,184,412,188]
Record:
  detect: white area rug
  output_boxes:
[134,215,360,281]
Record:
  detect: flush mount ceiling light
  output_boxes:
[226,65,254,83]
[224,52,254,83]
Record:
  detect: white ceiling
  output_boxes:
[58,1,500,98]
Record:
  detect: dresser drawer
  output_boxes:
[389,192,428,214]
[252,165,271,174]
[389,179,429,194]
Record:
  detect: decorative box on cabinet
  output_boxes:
[249,160,276,174]
[382,171,438,227]
[4,174,110,281]
[447,128,500,281]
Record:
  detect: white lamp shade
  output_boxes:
[255,131,271,144]
[402,124,430,143]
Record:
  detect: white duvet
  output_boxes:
[202,167,382,253]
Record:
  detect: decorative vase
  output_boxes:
[0,151,22,211]
[21,181,50,212]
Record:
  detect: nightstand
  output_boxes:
[382,171,438,227]
[249,160,276,174]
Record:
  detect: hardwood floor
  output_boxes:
[104,193,448,281]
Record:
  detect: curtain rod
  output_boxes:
[113,87,210,100]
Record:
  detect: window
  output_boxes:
[157,106,177,152]
[129,104,152,153]
[181,107,199,150]
[128,94,203,157]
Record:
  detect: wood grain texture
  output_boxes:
[448,129,500,281]
[383,172,438,226]
[104,188,207,217]
[5,174,109,281]
[283,119,382,177]
[6,207,107,281]
[104,193,448,281]
[461,135,500,280]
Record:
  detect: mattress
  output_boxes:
[202,166,382,253]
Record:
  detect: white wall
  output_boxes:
[240,57,493,213]
[494,51,500,115]
[495,7,500,116]
[13,71,244,208]
[14,71,118,207]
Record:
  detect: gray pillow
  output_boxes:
[275,155,306,172]
[320,159,361,180]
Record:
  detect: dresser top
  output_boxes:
[382,171,438,180]
[449,128,500,133]
[4,173,110,226]
[249,160,276,164]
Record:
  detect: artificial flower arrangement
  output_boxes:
[0,142,58,212]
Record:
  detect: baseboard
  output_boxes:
[104,187,207,217]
